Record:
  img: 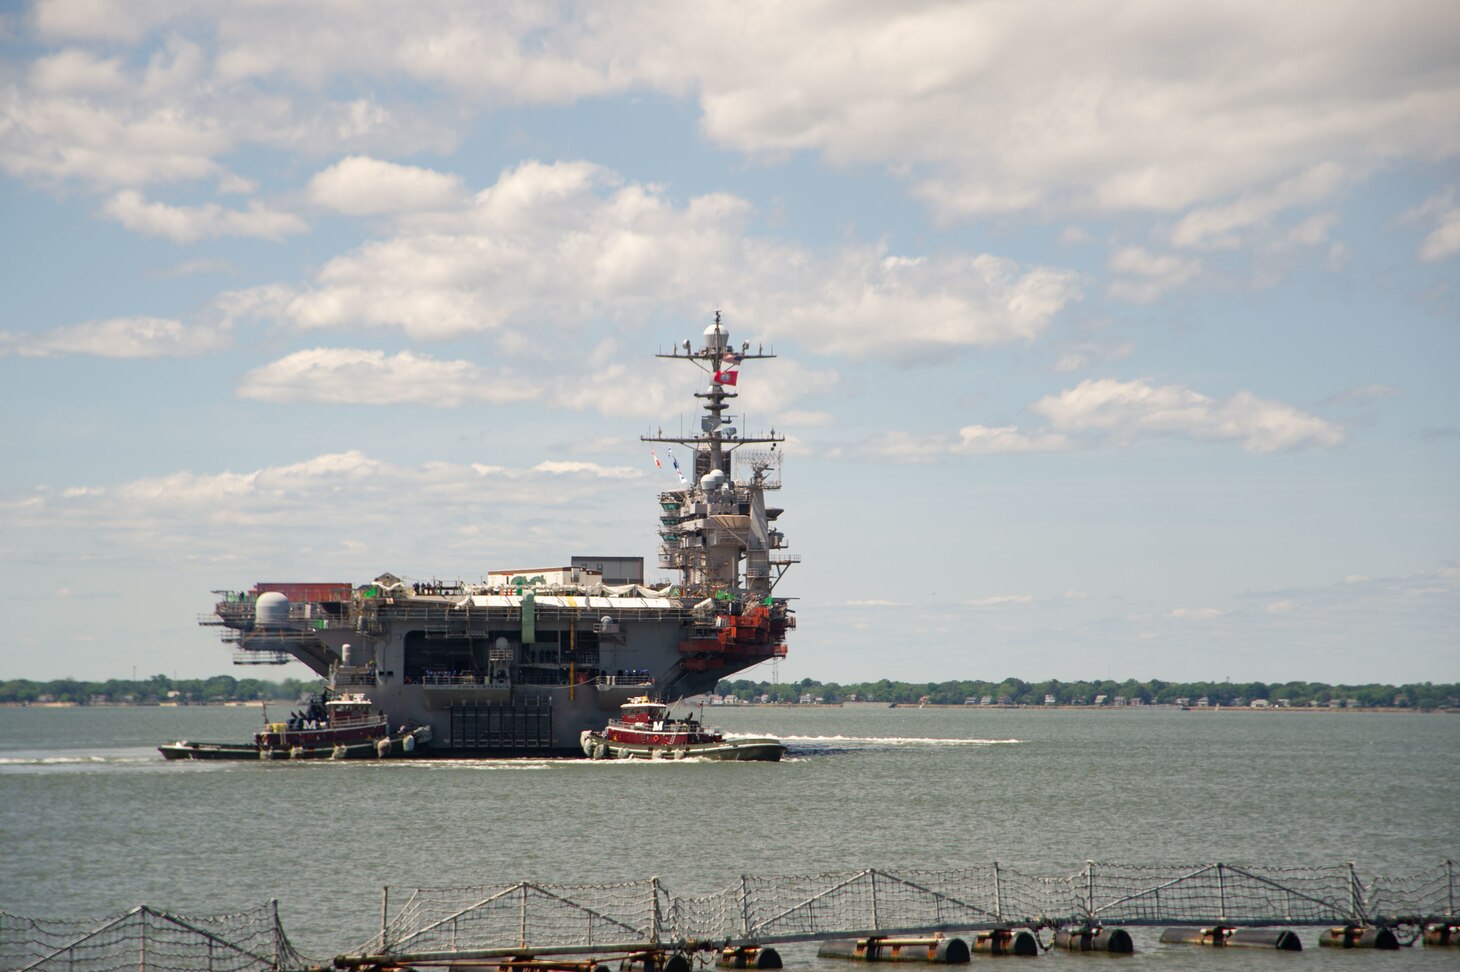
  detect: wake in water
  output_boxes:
[778,734,1023,756]
[0,749,172,772]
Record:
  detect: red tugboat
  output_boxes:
[159,690,432,760]
[581,697,785,761]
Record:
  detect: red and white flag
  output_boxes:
[713,369,739,386]
[650,449,662,469]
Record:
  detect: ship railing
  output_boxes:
[596,673,655,688]
[329,713,386,728]
[419,672,483,686]
[334,670,378,687]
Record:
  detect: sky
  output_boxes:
[1,0,1456,686]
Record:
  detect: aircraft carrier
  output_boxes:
[200,314,796,755]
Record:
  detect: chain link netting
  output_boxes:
[1,902,310,972]
[381,880,668,955]
[364,860,1457,957]
[7,863,1454,970]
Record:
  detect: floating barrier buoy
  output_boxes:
[717,946,782,969]
[289,746,304,760]
[971,929,1038,956]
[332,744,347,759]
[1159,927,1301,950]
[403,734,416,753]
[375,738,391,758]
[619,951,691,972]
[1318,925,1399,949]
[497,960,609,972]
[1052,926,1133,953]
[818,937,970,964]
[1425,923,1460,947]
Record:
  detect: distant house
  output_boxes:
[1174,697,1190,706]
[964,697,980,705]
[981,695,993,705]
[1093,694,1108,705]
[1043,694,1057,705]
[1113,695,1127,706]
[1252,699,1271,708]
[1195,697,1210,707]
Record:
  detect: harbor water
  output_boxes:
[2,703,1457,969]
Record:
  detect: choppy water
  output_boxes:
[2,704,1457,969]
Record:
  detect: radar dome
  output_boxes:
[700,468,727,491]
[255,591,289,626]
[703,323,728,351]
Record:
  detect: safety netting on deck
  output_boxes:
[360,860,1459,957]
[0,902,310,972]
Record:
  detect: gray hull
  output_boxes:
[214,588,786,756]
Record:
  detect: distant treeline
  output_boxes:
[713,677,1460,709]
[0,675,324,706]
[6,674,1458,710]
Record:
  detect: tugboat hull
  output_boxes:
[159,725,433,761]
[580,730,785,761]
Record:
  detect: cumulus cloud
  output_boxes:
[1400,189,1460,262]
[1106,246,1201,303]
[848,376,1346,461]
[101,190,307,242]
[1053,339,1135,374]
[15,2,1448,228]
[968,594,1035,608]
[1322,383,1401,405]
[772,253,1084,360]
[1168,607,1223,620]
[237,348,541,407]
[853,425,1068,463]
[234,338,830,422]
[1169,163,1351,250]
[531,460,640,479]
[1031,378,1346,453]
[0,316,230,358]
[249,160,1083,357]
[4,450,647,553]
[308,156,467,216]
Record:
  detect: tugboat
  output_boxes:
[580,697,785,761]
[158,690,432,760]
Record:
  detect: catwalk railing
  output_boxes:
[0,902,309,972]
[347,861,1458,964]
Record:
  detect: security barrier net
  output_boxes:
[360,860,1458,958]
[1,903,310,972]
[7,863,1455,970]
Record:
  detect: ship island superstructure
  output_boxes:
[201,315,796,755]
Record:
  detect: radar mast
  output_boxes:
[643,312,796,599]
